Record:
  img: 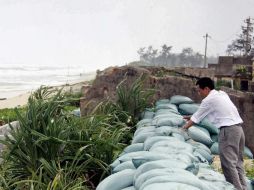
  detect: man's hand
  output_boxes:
[181,124,189,131]
[181,119,194,131]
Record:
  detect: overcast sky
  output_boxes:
[0,0,254,72]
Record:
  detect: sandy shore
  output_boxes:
[0,73,95,109]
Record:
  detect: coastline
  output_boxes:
[0,72,96,109]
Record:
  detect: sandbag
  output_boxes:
[155,103,178,112]
[112,161,135,173]
[135,168,192,189]
[244,146,253,159]
[134,159,189,180]
[194,148,214,164]
[198,167,236,190]
[131,152,193,168]
[154,126,174,136]
[121,186,135,190]
[171,132,185,141]
[72,108,80,117]
[141,111,154,119]
[152,116,184,127]
[0,121,20,135]
[134,126,156,137]
[195,126,210,136]
[148,149,194,164]
[136,119,152,128]
[110,151,149,169]
[188,126,213,147]
[142,182,200,190]
[155,109,180,116]
[96,169,135,190]
[155,99,170,106]
[211,134,219,142]
[169,95,194,105]
[187,139,212,154]
[121,143,144,155]
[138,169,209,190]
[143,136,181,151]
[132,132,154,144]
[198,118,219,135]
[179,103,200,115]
[210,142,219,155]
[149,139,193,153]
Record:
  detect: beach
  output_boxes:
[0,73,96,109]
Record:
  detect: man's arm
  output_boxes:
[182,119,194,130]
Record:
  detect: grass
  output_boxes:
[212,155,254,179]
[0,107,26,125]
[0,75,152,189]
[0,86,132,189]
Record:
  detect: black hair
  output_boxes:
[196,77,215,90]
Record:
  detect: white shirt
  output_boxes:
[191,89,243,128]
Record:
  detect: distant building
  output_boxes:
[208,56,254,91]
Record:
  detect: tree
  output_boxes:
[226,17,254,56]
[158,44,172,66]
[137,46,158,64]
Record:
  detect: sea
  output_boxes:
[0,64,95,99]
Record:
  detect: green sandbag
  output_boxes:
[197,167,236,190]
[143,136,180,150]
[171,132,185,141]
[195,126,210,136]
[169,95,194,105]
[112,161,135,173]
[198,118,219,135]
[96,169,135,190]
[155,108,180,116]
[149,139,194,153]
[134,126,156,137]
[178,103,200,115]
[131,151,194,168]
[194,149,214,164]
[155,99,170,106]
[244,146,253,159]
[152,116,184,127]
[136,119,153,128]
[122,143,144,155]
[155,103,178,112]
[141,111,154,119]
[211,134,218,142]
[110,151,149,169]
[134,159,189,180]
[137,168,209,190]
[142,182,200,190]
[210,142,219,155]
[132,132,154,144]
[188,126,213,147]
[187,139,211,154]
[121,186,135,190]
[154,126,174,136]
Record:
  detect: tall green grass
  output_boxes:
[0,75,154,189]
[0,86,130,189]
[116,73,155,124]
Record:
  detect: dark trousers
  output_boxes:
[219,124,247,190]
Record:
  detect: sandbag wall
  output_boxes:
[96,95,253,190]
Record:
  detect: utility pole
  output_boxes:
[203,33,211,68]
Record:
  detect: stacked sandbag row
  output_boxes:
[96,95,253,190]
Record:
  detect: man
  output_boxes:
[182,77,247,190]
